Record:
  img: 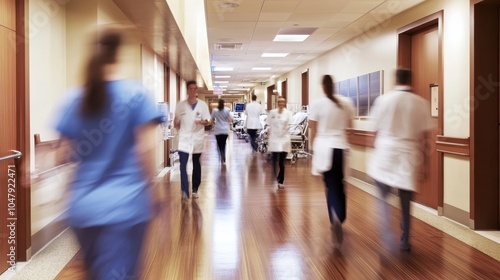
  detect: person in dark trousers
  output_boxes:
[54,26,164,279]
[174,81,211,199]
[211,99,233,163]
[266,97,293,189]
[309,75,355,249]
[245,94,263,155]
[368,68,434,251]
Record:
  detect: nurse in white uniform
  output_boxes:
[368,68,434,251]
[309,75,355,249]
[266,97,293,189]
[174,81,211,199]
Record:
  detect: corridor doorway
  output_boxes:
[398,13,442,209]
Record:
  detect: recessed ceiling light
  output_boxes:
[213,67,234,71]
[252,67,272,71]
[273,35,310,42]
[214,75,231,78]
[273,27,317,42]
[219,2,239,9]
[214,81,229,83]
[262,53,289,58]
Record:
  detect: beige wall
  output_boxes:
[28,0,173,234]
[29,0,70,233]
[444,155,470,212]
[65,0,97,87]
[252,85,267,108]
[278,0,471,213]
[166,0,212,88]
[29,0,67,144]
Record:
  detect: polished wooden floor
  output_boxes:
[56,132,500,279]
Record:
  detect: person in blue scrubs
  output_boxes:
[54,27,164,279]
[211,99,233,163]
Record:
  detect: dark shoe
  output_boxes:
[331,221,343,248]
[400,241,411,251]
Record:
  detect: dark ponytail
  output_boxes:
[218,99,224,111]
[322,75,342,109]
[81,28,122,116]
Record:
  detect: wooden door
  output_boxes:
[0,0,18,273]
[267,85,275,111]
[410,26,439,208]
[301,70,309,106]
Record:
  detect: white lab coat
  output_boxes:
[245,101,264,129]
[309,96,355,176]
[266,108,293,153]
[368,86,434,191]
[174,99,211,154]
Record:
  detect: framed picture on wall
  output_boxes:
[334,70,383,117]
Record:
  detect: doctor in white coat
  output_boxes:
[368,68,434,251]
[174,81,211,199]
[266,97,293,189]
[309,75,355,249]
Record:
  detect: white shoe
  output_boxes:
[192,192,199,198]
[277,183,285,189]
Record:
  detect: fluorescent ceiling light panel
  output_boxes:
[273,27,317,42]
[214,75,231,78]
[214,67,233,71]
[214,81,229,83]
[252,67,272,71]
[262,53,289,57]
[273,34,310,42]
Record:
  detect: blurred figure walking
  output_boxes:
[54,26,164,279]
[266,97,293,189]
[174,81,211,199]
[211,99,233,163]
[245,94,264,155]
[309,75,355,249]
[368,68,434,251]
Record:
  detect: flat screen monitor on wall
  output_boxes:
[234,103,245,113]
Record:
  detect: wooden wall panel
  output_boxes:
[301,70,309,106]
[0,0,16,30]
[281,79,287,101]
[346,129,375,147]
[436,136,470,156]
[0,26,17,273]
[471,0,500,229]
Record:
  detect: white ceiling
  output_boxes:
[205,0,426,94]
[114,0,426,95]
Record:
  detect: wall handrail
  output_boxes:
[0,150,22,162]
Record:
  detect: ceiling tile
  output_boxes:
[258,12,291,21]
[294,0,349,13]
[339,1,384,13]
[261,1,300,13]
